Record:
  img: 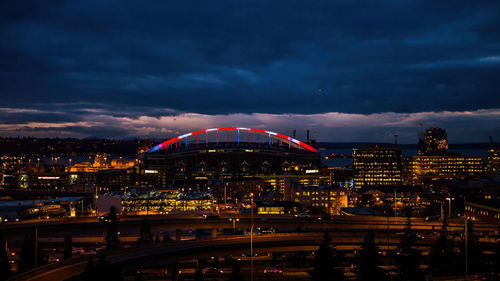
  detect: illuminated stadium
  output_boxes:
[141,127,321,181]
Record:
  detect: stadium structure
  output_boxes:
[140,127,321,186]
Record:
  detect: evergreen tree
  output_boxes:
[18,231,44,273]
[395,216,425,281]
[95,253,110,281]
[193,268,204,281]
[309,231,344,281]
[155,235,160,243]
[0,233,10,281]
[105,206,120,249]
[164,234,172,242]
[83,256,95,281]
[171,262,179,281]
[428,220,456,277]
[493,231,500,276]
[292,251,307,268]
[138,217,153,244]
[354,229,385,281]
[459,220,483,274]
[227,261,243,281]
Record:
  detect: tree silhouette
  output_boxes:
[0,233,10,281]
[138,217,153,244]
[428,220,456,277]
[493,229,500,276]
[83,256,95,281]
[18,230,44,273]
[395,216,425,281]
[309,231,344,281]
[105,206,120,249]
[193,268,204,281]
[459,220,484,274]
[171,262,179,281]
[354,229,385,281]
[228,261,243,281]
[163,234,172,242]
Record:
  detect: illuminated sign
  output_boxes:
[305,169,319,174]
[37,176,60,180]
[144,170,158,174]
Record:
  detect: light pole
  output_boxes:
[250,193,254,281]
[229,218,239,234]
[446,197,454,220]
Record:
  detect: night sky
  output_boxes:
[1,1,499,143]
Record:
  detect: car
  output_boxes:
[202,213,219,219]
[48,256,60,263]
[264,267,283,274]
[82,250,96,256]
[98,214,120,222]
[295,212,310,219]
[425,216,440,222]
[202,267,224,276]
[72,247,84,255]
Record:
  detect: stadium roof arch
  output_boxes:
[147,127,319,153]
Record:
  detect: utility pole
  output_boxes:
[465,218,468,275]
[34,226,38,267]
[250,193,254,281]
[394,189,397,217]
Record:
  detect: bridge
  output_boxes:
[2,215,499,243]
[9,231,453,281]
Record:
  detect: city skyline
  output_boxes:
[1,1,500,142]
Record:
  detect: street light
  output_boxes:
[229,218,239,234]
[446,197,454,220]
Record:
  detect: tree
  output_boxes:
[155,235,161,243]
[18,230,44,273]
[459,220,484,274]
[163,234,172,242]
[105,206,120,249]
[138,217,153,244]
[83,256,95,281]
[171,262,179,281]
[493,231,500,276]
[309,231,344,281]
[292,251,307,267]
[428,221,456,277]
[0,233,10,281]
[228,261,243,281]
[395,216,425,281]
[354,229,385,281]
[193,268,204,281]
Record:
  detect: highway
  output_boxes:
[8,232,443,281]
[1,215,499,242]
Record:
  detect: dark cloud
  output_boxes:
[0,0,499,140]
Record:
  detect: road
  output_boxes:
[1,215,498,243]
[7,232,438,281]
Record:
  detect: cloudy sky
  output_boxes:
[1,0,499,143]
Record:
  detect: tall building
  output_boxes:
[403,155,483,186]
[486,147,500,174]
[422,127,448,155]
[353,145,402,189]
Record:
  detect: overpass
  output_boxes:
[9,232,443,281]
[1,215,499,242]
